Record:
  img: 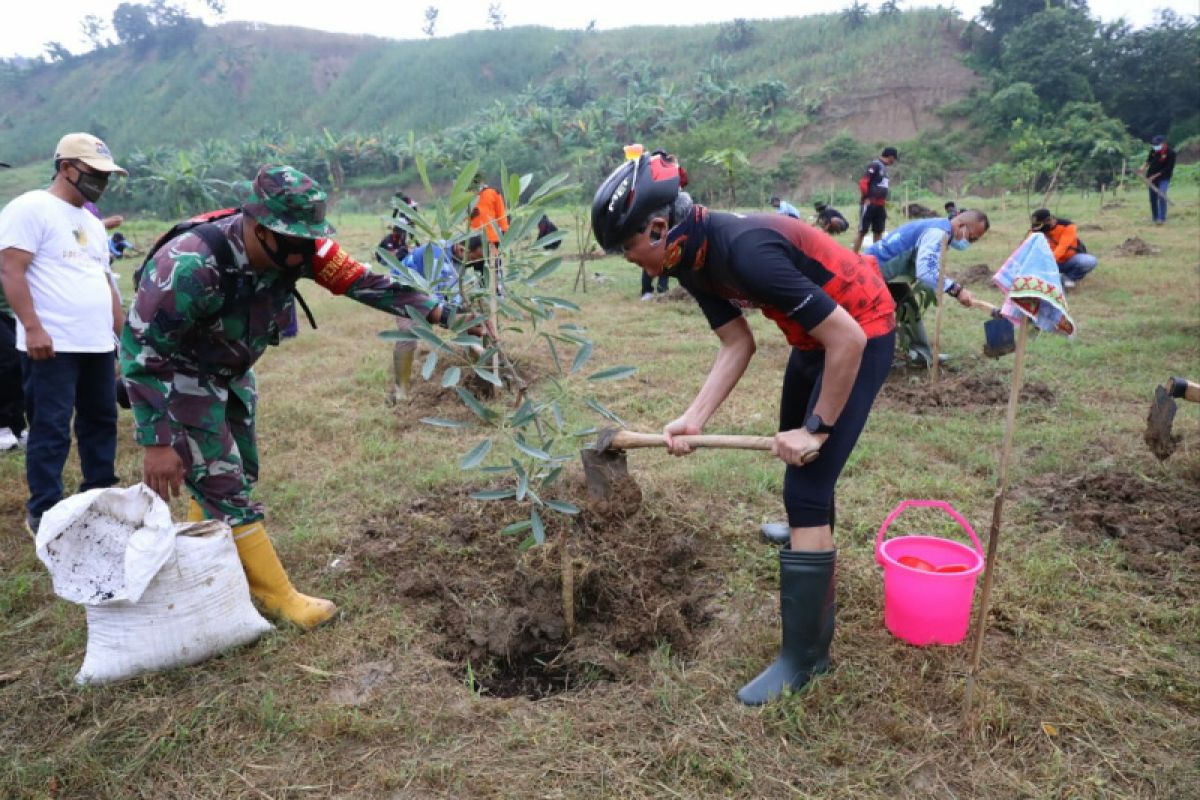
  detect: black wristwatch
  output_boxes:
[804,413,834,435]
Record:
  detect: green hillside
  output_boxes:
[0,12,976,198]
[1,7,1193,216]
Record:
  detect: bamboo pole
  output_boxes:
[963,316,1030,719]
[930,238,950,382]
[489,247,500,379]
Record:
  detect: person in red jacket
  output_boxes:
[1030,209,1097,289]
[851,146,897,254]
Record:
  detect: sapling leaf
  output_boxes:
[457,387,496,421]
[585,397,626,427]
[515,438,551,461]
[422,351,438,380]
[459,438,492,469]
[420,417,471,429]
[540,466,563,488]
[542,333,563,375]
[524,258,563,285]
[441,366,462,387]
[531,508,545,545]
[472,367,503,387]
[470,489,516,500]
[588,365,637,381]
[500,520,533,536]
[534,296,581,311]
[546,499,580,515]
[570,342,594,374]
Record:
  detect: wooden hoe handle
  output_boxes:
[607,431,775,450]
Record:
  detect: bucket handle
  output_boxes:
[875,500,983,566]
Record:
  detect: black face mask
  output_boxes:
[68,165,108,203]
[257,227,315,271]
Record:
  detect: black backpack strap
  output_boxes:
[292,288,318,330]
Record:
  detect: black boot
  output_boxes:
[736,548,836,706]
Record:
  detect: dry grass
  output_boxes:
[1,191,1198,799]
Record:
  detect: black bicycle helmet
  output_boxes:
[592,147,684,251]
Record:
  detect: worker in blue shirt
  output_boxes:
[387,236,482,403]
[864,211,989,366]
[769,196,801,219]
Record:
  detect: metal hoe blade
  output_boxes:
[1144,384,1180,461]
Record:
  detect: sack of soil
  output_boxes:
[35,484,272,685]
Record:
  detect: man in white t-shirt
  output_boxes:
[0,132,128,536]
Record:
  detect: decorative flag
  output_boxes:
[992,233,1075,336]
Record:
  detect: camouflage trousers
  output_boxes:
[169,369,263,526]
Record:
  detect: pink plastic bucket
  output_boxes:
[875,500,985,646]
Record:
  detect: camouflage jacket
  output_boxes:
[121,212,442,446]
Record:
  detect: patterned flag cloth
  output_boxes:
[992,233,1075,335]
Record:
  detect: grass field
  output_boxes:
[1,187,1197,799]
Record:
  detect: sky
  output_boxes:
[4,0,1194,58]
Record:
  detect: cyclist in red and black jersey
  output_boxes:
[851,146,897,254]
[593,147,896,706]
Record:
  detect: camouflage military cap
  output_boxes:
[234,165,336,239]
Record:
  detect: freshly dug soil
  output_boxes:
[958,263,994,286]
[1115,237,1160,257]
[348,480,716,699]
[879,370,1055,413]
[1040,472,1200,574]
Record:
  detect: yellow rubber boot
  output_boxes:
[186,498,207,522]
[231,520,338,630]
[390,346,416,404]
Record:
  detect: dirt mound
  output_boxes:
[1078,223,1105,232]
[349,482,715,699]
[905,203,940,219]
[661,286,696,304]
[1039,472,1200,574]
[1115,237,1160,257]
[879,370,1055,413]
[958,263,994,285]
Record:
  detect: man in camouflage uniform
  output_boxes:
[121,165,474,629]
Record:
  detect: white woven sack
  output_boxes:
[35,484,273,685]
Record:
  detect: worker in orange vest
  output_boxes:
[469,174,508,293]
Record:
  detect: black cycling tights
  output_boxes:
[779,331,895,529]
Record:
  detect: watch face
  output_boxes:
[805,414,821,433]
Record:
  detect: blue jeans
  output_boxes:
[1060,253,1098,282]
[20,351,119,517]
[1150,179,1169,223]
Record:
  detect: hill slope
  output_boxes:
[0,12,977,169]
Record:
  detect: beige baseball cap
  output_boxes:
[53,132,128,176]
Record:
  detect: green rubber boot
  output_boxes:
[736,548,836,706]
[390,347,416,404]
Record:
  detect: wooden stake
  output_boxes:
[489,248,500,379]
[561,522,576,638]
[963,316,1030,719]
[930,238,950,382]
